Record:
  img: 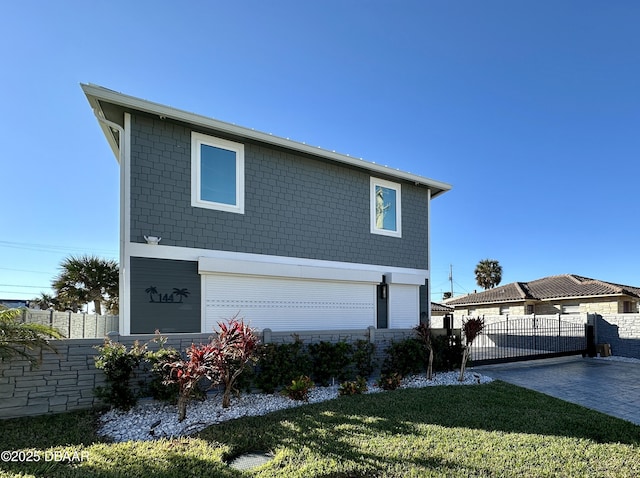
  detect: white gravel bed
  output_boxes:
[98,371,493,442]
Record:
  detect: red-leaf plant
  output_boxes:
[459,317,485,382]
[164,343,218,422]
[414,322,434,380]
[164,316,259,421]
[210,317,260,409]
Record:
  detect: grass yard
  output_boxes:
[1,381,639,477]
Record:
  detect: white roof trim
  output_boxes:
[81,83,452,197]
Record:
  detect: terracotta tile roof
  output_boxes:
[446,274,640,306]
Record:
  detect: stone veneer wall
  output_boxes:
[1,328,419,420]
[593,314,640,359]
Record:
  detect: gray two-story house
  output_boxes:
[82,84,451,335]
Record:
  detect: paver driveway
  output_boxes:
[473,355,640,425]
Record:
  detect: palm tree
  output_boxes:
[145,286,158,303]
[52,255,119,315]
[172,288,190,303]
[0,307,63,367]
[474,259,503,290]
[33,292,57,310]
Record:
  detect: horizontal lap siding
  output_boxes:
[204,274,376,331]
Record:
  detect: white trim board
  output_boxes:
[127,243,428,285]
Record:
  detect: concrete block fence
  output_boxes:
[0,328,419,420]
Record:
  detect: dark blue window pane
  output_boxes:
[200,144,236,205]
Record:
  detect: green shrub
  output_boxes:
[338,376,368,396]
[308,341,353,386]
[432,334,465,371]
[253,338,311,393]
[144,343,181,403]
[376,372,402,390]
[351,340,376,379]
[283,375,314,401]
[94,339,148,410]
[381,338,424,377]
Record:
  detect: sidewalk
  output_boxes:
[472,355,640,426]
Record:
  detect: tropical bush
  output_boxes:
[459,317,485,381]
[0,306,63,367]
[163,317,259,420]
[144,337,181,403]
[351,339,376,379]
[432,334,465,371]
[380,338,425,377]
[376,371,402,390]
[283,375,314,401]
[164,342,219,421]
[308,340,353,386]
[414,322,434,379]
[253,338,311,393]
[338,376,368,396]
[209,318,260,408]
[93,338,148,410]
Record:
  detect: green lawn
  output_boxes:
[1,381,639,477]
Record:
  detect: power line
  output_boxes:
[0,240,117,257]
[0,284,52,289]
[0,267,53,274]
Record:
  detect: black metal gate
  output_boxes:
[468,316,588,365]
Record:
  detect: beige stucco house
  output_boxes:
[445,274,640,318]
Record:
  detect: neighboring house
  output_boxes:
[82,84,452,335]
[445,274,640,318]
[430,302,454,328]
[0,299,29,309]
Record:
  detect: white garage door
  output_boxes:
[203,273,376,332]
[388,284,420,328]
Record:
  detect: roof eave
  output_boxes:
[449,298,524,307]
[81,83,452,196]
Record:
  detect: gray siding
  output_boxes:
[129,114,429,269]
[130,257,201,333]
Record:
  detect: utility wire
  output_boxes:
[0,240,117,257]
[0,284,52,289]
[0,267,53,274]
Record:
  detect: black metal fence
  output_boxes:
[468,315,587,365]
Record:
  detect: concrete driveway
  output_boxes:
[472,355,640,426]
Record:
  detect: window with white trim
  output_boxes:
[370,177,401,237]
[191,132,244,213]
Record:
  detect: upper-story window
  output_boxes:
[370,177,401,237]
[191,132,244,214]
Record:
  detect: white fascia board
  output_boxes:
[127,242,427,283]
[199,257,381,283]
[80,83,452,197]
[385,272,428,286]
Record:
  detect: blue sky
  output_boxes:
[1,1,639,304]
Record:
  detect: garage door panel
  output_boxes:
[204,274,376,332]
[389,284,419,328]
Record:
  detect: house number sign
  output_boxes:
[145,286,190,304]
